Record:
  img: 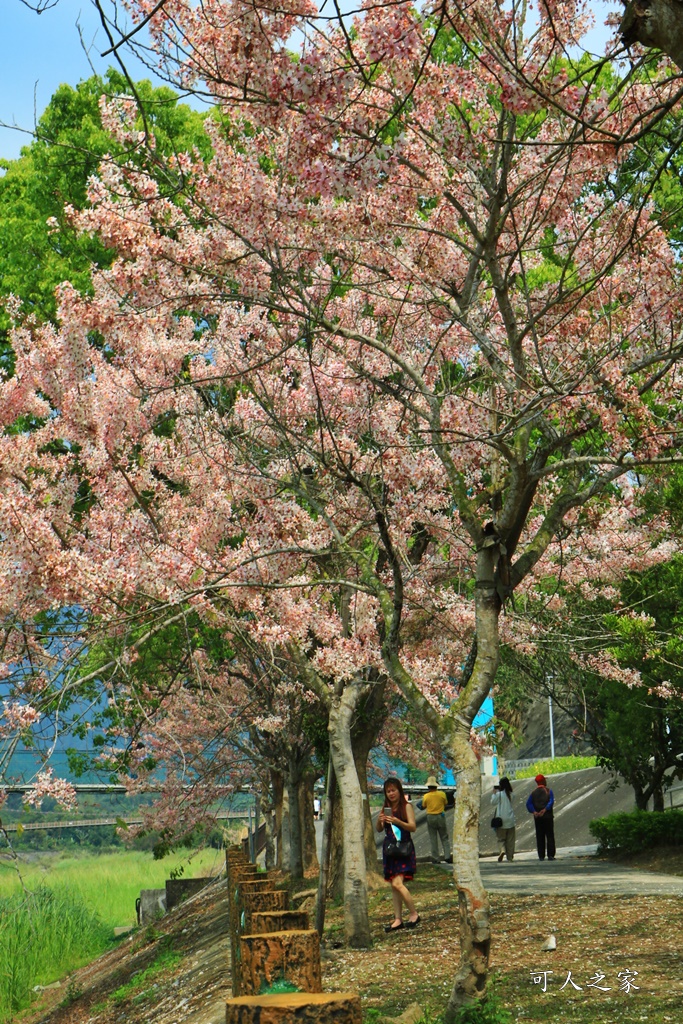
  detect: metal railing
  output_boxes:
[497,758,536,778]
[667,785,683,810]
[1,809,252,833]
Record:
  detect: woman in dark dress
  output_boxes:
[376,776,420,931]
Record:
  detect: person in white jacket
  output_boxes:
[491,776,516,862]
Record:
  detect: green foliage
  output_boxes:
[582,678,683,811]
[59,975,84,1008]
[0,69,211,330]
[609,108,683,254]
[589,810,683,854]
[447,988,513,1024]
[110,945,182,1005]
[260,978,301,994]
[63,609,236,782]
[0,886,109,1019]
[0,848,222,928]
[515,756,598,779]
[606,553,683,691]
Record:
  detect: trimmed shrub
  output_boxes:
[515,756,597,779]
[589,810,683,854]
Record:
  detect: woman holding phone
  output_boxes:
[376,777,419,931]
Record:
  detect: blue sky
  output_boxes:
[2,0,618,164]
[0,0,167,162]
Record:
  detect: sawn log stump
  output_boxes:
[239,929,322,995]
[226,992,362,1024]
[250,911,310,934]
[243,889,290,931]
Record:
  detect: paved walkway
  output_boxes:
[473,846,683,895]
[320,820,683,896]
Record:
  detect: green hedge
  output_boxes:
[515,756,597,779]
[589,810,683,854]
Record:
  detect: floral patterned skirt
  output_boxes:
[383,835,417,881]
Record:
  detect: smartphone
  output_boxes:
[383,807,392,817]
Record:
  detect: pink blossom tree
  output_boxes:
[5,0,683,1008]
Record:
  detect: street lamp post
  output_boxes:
[548,694,555,760]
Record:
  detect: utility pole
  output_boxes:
[548,694,555,760]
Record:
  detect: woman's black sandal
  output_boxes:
[384,921,404,932]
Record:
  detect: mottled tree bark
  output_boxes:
[272,771,285,871]
[353,681,388,878]
[327,681,372,948]
[621,0,683,69]
[442,544,500,1019]
[261,784,277,871]
[299,773,320,876]
[326,787,345,901]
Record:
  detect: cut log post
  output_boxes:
[227,868,263,938]
[226,992,362,1024]
[228,866,262,923]
[250,911,310,934]
[227,846,251,868]
[231,876,272,927]
[231,876,276,995]
[239,930,323,995]
[243,889,290,932]
[239,877,273,894]
[230,863,259,880]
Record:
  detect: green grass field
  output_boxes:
[0,846,225,1021]
[0,846,224,928]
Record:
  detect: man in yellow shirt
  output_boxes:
[419,776,452,864]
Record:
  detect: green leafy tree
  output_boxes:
[495,550,683,810]
[0,70,211,335]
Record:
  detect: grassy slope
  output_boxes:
[6,848,682,1024]
[0,847,226,928]
[0,847,226,1022]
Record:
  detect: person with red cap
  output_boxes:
[526,774,556,860]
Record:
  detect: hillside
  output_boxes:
[18,846,683,1024]
[22,878,232,1024]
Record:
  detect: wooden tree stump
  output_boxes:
[233,878,273,931]
[227,846,251,868]
[250,911,309,934]
[226,992,362,1024]
[228,870,266,944]
[227,845,248,859]
[239,877,273,895]
[243,889,289,931]
[239,930,322,995]
[228,865,261,912]
[231,876,275,995]
[230,862,259,880]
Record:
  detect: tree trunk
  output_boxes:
[442,544,500,1019]
[443,725,490,1016]
[633,784,648,810]
[620,0,683,70]
[300,773,320,876]
[261,783,277,871]
[272,771,284,870]
[347,679,387,876]
[327,681,372,948]
[287,758,304,880]
[315,756,336,936]
[326,783,345,900]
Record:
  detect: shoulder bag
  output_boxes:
[386,837,413,858]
